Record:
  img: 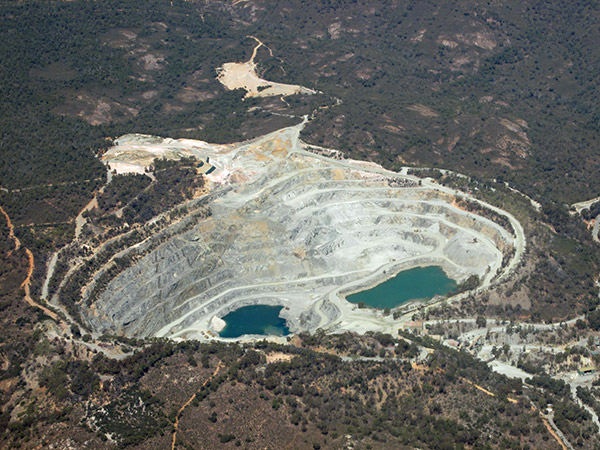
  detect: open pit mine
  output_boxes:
[80,119,522,340]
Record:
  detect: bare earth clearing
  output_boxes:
[216,36,319,99]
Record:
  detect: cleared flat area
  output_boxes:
[216,37,318,99]
[216,61,318,98]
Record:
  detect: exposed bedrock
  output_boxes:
[81,126,518,339]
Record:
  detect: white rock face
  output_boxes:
[82,122,519,340]
[210,316,226,333]
[443,232,500,275]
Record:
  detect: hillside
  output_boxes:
[2,1,600,449]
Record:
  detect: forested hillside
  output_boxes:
[2,1,600,448]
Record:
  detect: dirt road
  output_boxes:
[571,196,600,214]
[171,361,224,449]
[0,205,20,252]
[1,205,60,322]
[75,196,98,239]
[20,248,60,322]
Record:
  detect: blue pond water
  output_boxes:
[346,266,457,309]
[219,305,290,338]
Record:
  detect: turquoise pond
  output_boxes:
[346,266,457,309]
[219,305,290,338]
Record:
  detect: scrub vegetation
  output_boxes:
[2,1,600,448]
